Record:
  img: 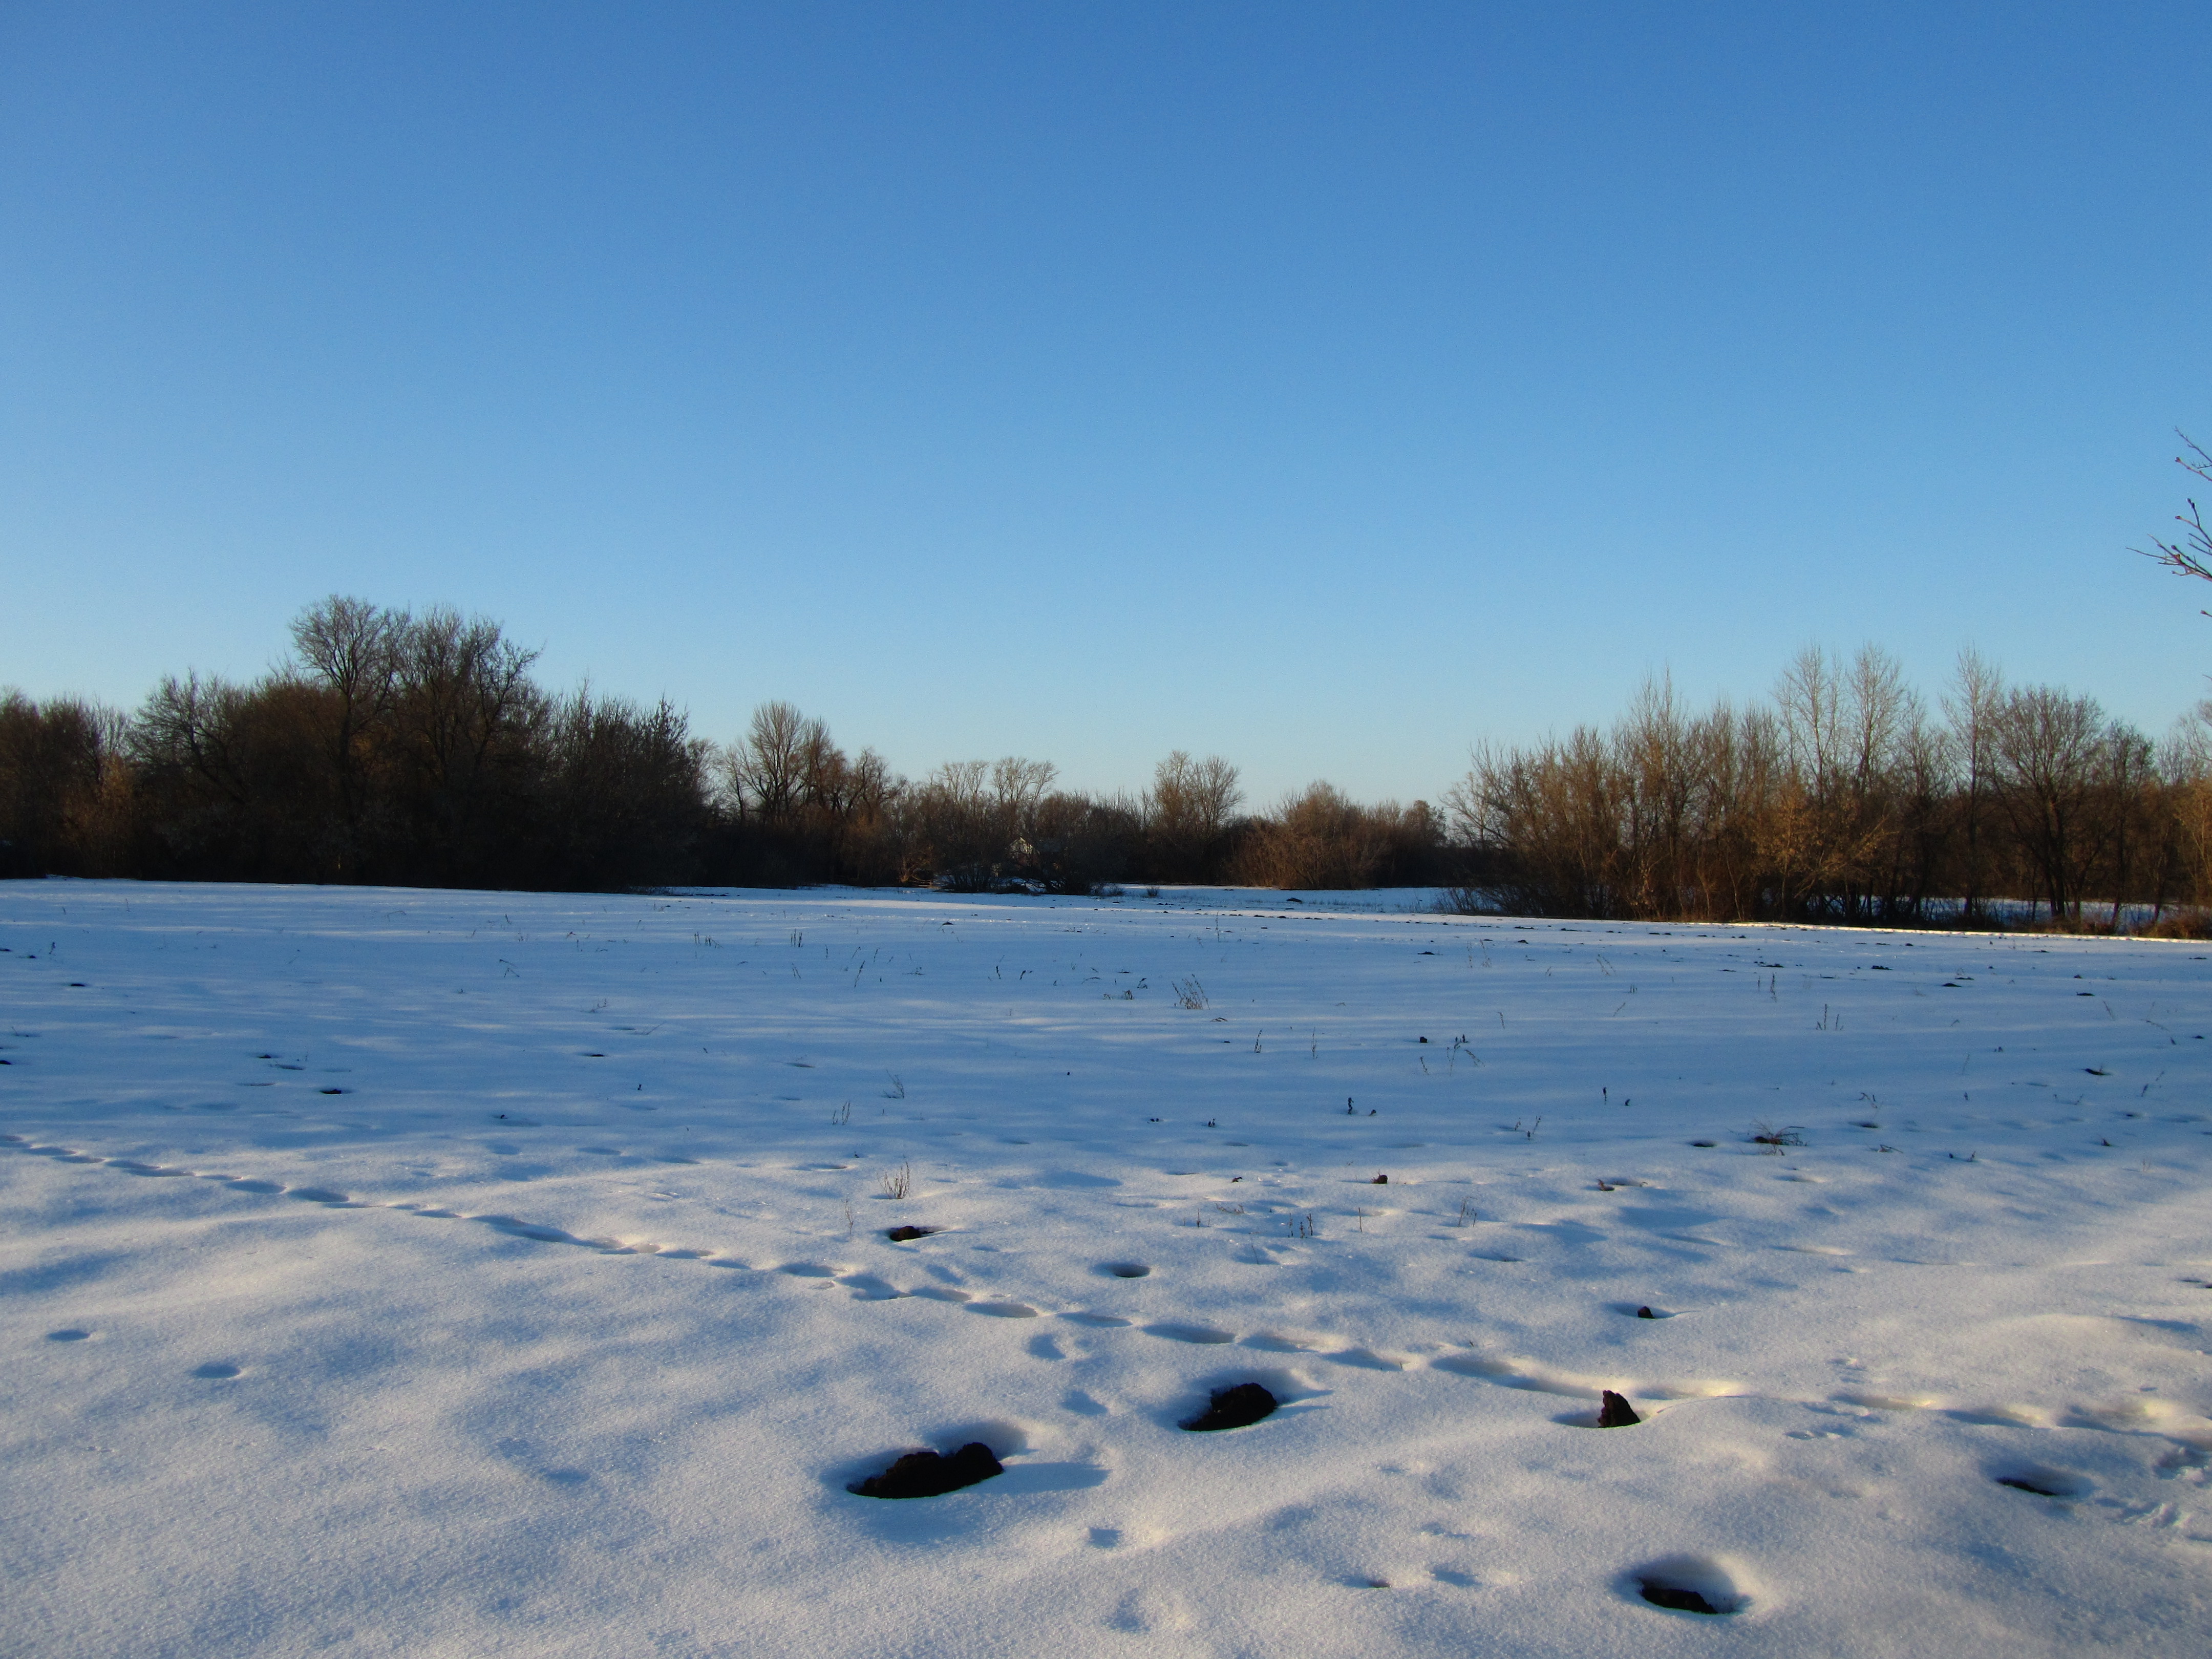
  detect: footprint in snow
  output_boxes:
[1146,1322,1236,1345]
[494,1438,590,1486]
[1325,1347,1409,1371]
[1626,1555,1751,1615]
[477,1215,600,1247]
[837,1272,903,1300]
[1994,1464,2093,1498]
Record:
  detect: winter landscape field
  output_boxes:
[3,878,2210,1657]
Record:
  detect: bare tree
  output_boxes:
[989,756,1058,835]
[0,692,130,876]
[1993,686,2110,924]
[2164,710,2212,914]
[1146,750,1244,880]
[544,692,708,888]
[1943,649,2005,925]
[290,596,406,877]
[2101,721,2158,930]
[731,700,825,827]
[390,608,544,879]
[903,759,995,888]
[1888,703,1955,921]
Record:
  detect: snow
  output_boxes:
[4,879,2210,1657]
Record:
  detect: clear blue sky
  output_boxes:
[4,2,2209,804]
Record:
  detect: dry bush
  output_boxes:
[2145,908,2212,940]
[1232,783,1438,889]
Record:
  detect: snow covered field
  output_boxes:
[4,880,2210,1657]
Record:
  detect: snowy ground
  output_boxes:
[4,880,2210,1657]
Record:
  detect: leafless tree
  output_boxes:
[389,608,545,879]
[731,700,824,827]
[1992,685,2111,925]
[1145,750,1244,879]
[1943,648,2005,924]
[0,692,131,875]
[290,596,406,876]
[989,756,1057,833]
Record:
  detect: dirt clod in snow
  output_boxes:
[848,1442,1004,1499]
[1181,1382,1279,1431]
[883,1225,937,1242]
[1597,1390,1641,1428]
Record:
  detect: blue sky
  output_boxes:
[4,2,2209,803]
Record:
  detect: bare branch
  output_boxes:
[2136,433,2212,613]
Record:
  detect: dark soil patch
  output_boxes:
[849,1442,1004,1499]
[884,1225,938,1242]
[1181,1382,1279,1432]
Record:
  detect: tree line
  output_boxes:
[0,597,1442,894]
[1444,646,2212,933]
[6,597,2210,931]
